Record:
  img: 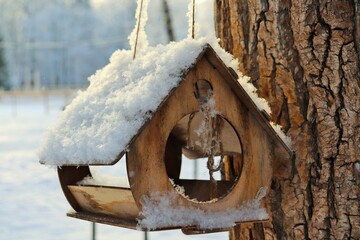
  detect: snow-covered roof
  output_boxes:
[38,37,290,166]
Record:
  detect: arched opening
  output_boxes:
[165,112,243,202]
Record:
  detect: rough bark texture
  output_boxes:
[215,0,360,239]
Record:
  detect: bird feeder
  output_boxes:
[42,44,292,234]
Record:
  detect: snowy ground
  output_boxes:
[0,94,227,240]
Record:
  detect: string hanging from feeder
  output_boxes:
[133,0,144,60]
[191,0,195,39]
[201,101,224,198]
[131,0,149,60]
[187,0,196,39]
[187,93,225,199]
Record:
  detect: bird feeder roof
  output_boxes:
[38,38,291,166]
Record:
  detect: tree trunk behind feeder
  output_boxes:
[215,0,360,239]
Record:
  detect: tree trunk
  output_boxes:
[215,0,360,239]
[0,34,9,90]
[161,0,175,42]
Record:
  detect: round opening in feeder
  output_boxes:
[164,112,243,203]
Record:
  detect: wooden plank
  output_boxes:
[67,211,189,232]
[68,210,268,234]
[222,155,243,181]
[171,112,242,159]
[181,219,269,235]
[164,133,182,179]
[229,222,266,240]
[173,179,235,202]
[58,166,91,211]
[247,113,273,192]
[126,53,270,214]
[182,226,232,235]
[204,46,293,158]
[68,185,139,219]
[67,211,139,230]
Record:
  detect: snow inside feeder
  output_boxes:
[39,40,292,233]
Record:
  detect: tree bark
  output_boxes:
[215,0,360,239]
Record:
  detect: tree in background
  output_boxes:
[161,0,175,42]
[0,0,136,89]
[0,34,9,90]
[215,0,360,239]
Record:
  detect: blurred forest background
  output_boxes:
[0,0,213,91]
[0,1,225,240]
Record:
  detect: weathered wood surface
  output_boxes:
[67,211,139,230]
[58,46,293,232]
[58,166,91,211]
[215,0,360,239]
[68,185,139,219]
[204,49,293,162]
[222,155,243,181]
[182,219,268,235]
[172,179,235,202]
[126,52,280,216]
[171,112,242,159]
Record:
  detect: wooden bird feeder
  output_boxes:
[54,44,292,234]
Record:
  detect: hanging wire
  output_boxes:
[133,0,145,60]
[191,0,195,39]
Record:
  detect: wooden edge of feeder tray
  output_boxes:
[67,184,139,219]
[67,211,269,234]
[66,183,270,234]
[58,166,91,211]
[66,179,236,219]
[67,211,139,230]
[181,219,270,235]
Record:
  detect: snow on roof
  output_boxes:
[38,37,276,166]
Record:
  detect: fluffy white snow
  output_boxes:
[39,36,278,166]
[270,122,292,148]
[138,187,268,230]
[37,38,202,165]
[38,0,290,166]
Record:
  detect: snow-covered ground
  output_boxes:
[0,95,227,239]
